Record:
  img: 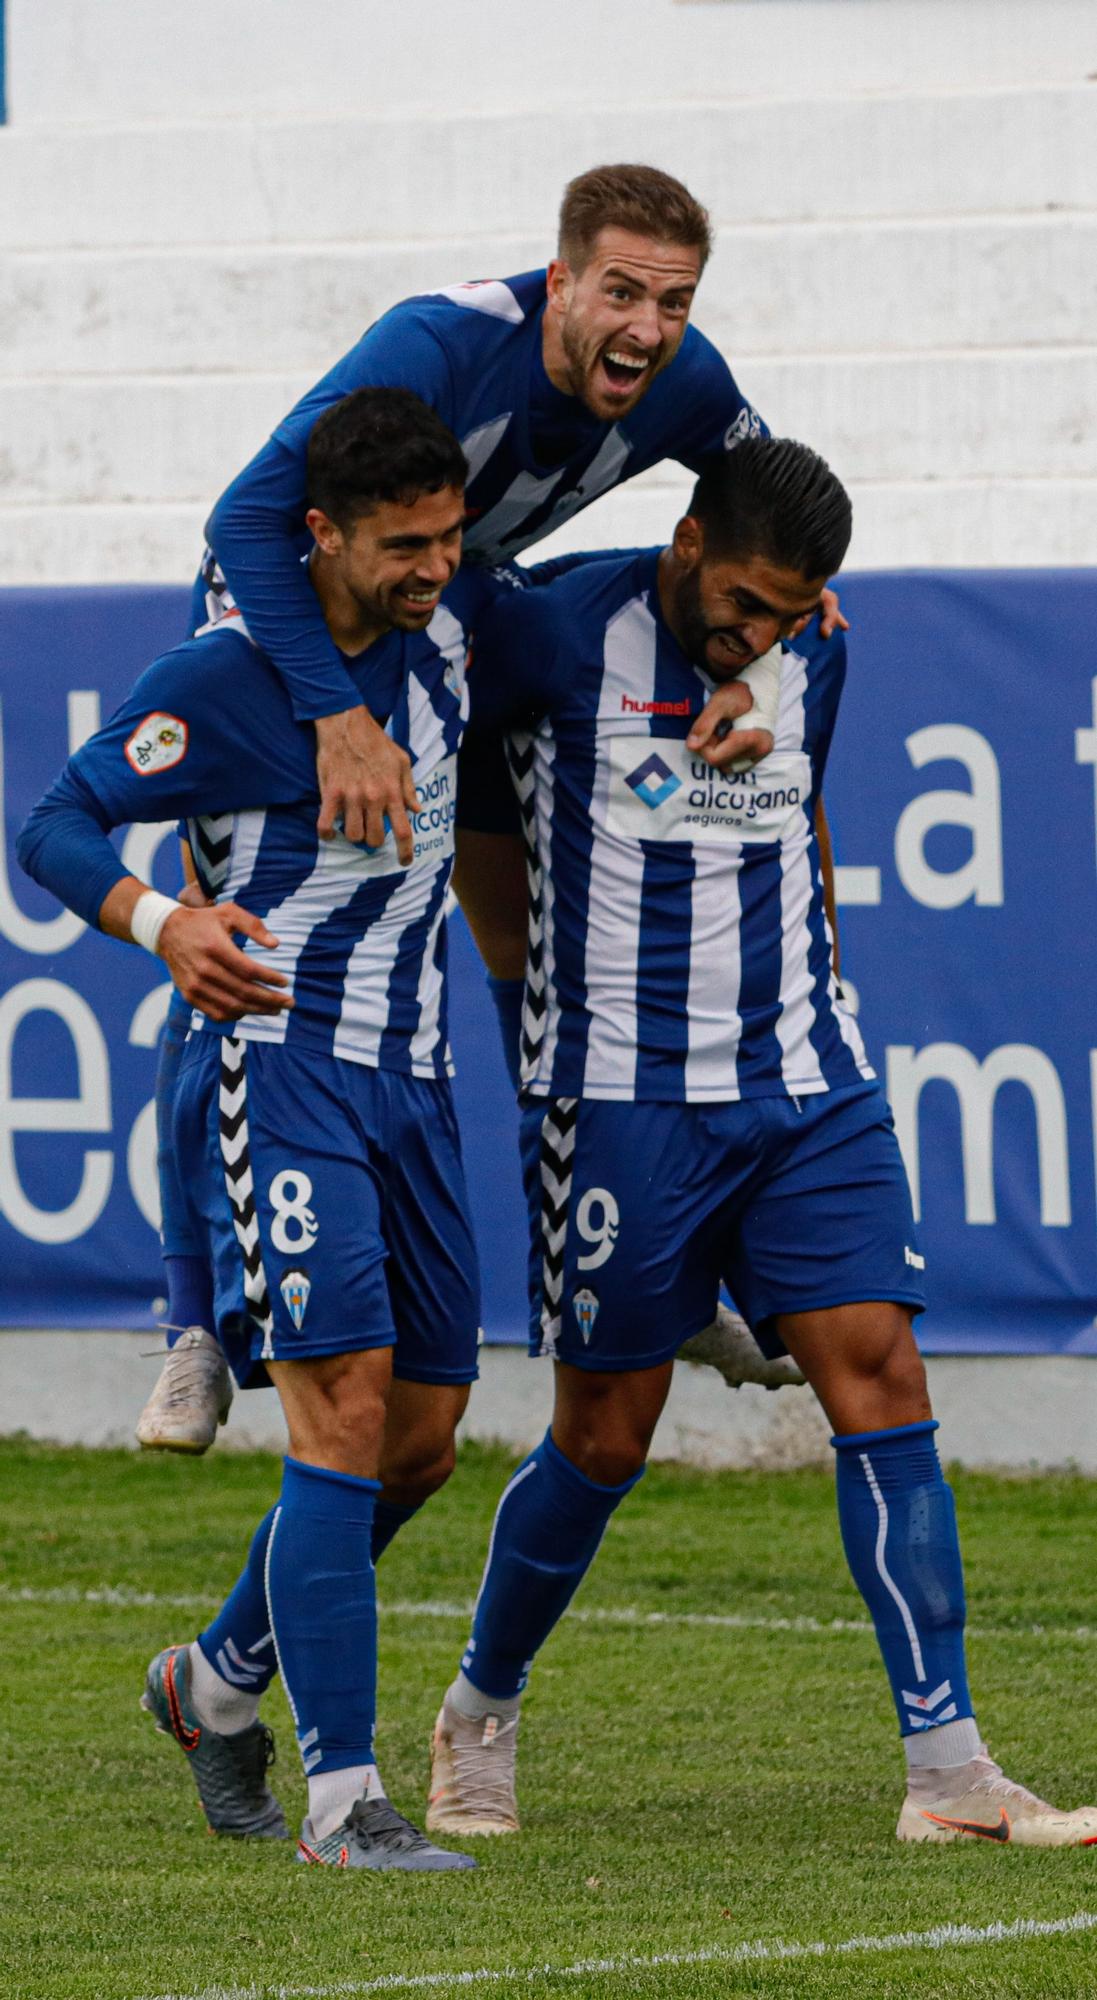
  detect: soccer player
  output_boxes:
[424,438,1097,1850]
[143,161,822,1449]
[18,389,507,1870]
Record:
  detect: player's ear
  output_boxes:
[672,514,703,567]
[546,258,574,313]
[306,507,343,556]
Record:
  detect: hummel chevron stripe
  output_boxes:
[219,1037,274,1359]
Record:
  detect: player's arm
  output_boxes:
[18,767,291,1021]
[815,795,841,983]
[205,312,455,858]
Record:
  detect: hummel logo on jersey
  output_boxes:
[905,1246,926,1269]
[624,753,681,811]
[620,695,692,716]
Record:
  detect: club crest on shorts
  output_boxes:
[124,712,188,775]
[572,1287,600,1345]
[279,1268,311,1331]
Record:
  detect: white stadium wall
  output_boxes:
[1,0,1096,580]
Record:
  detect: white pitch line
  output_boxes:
[136,1911,1097,2000]
[1,1583,1094,1646]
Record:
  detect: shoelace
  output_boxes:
[348,1797,434,1852]
[447,1719,517,1819]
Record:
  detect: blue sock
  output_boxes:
[371,1497,423,1562]
[833,1420,974,1741]
[157,987,213,1346]
[462,1430,642,1699]
[197,1506,279,1698]
[163,1256,215,1344]
[265,1458,381,1774]
[487,975,524,1093]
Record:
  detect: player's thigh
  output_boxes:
[724,1085,927,1355]
[380,1073,481,1390]
[519,1097,727,1372]
[551,1356,675,1484]
[174,1035,396,1389]
[268,1344,394,1477]
[775,1300,930,1435]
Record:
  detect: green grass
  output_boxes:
[2,1438,1096,1999]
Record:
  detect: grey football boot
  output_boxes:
[298,1794,477,1871]
[142,1643,287,1838]
[136,1326,233,1453]
[679,1302,805,1390]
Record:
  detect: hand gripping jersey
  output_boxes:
[469,550,874,1105]
[202,271,764,717]
[19,572,494,1079]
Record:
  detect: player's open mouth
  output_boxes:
[710,632,753,667]
[398,588,441,613]
[600,349,651,393]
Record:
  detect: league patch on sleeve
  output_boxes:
[124,713,188,775]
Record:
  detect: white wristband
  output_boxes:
[130,890,180,956]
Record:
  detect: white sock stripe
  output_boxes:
[262,1504,299,1731]
[470,1458,540,1622]
[859,1451,926,1684]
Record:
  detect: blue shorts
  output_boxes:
[520,1082,925,1371]
[173,1034,481,1390]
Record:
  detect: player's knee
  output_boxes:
[846,1310,930,1421]
[381,1431,458,1505]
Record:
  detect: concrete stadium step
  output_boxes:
[2,214,1095,377]
[4,349,1095,510]
[5,476,1095,587]
[1,85,1094,250]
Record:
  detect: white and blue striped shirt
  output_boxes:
[471,549,874,1104]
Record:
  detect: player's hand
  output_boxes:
[177,878,212,910]
[158,902,293,1024]
[687,679,774,773]
[819,587,848,638]
[314,704,420,863]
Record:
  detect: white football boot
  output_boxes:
[136,1326,233,1453]
[679,1303,805,1391]
[898,1745,1097,1847]
[427,1686,520,1836]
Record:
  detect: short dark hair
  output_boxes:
[558,163,712,272]
[687,437,852,580]
[306,387,468,528]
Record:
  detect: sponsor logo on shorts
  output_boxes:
[124,712,188,775]
[572,1287,600,1345]
[624,753,682,812]
[279,1267,311,1330]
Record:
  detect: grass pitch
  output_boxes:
[1,1436,1095,2000]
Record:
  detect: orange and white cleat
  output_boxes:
[898,1746,1097,1847]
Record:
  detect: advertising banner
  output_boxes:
[2,574,1095,1353]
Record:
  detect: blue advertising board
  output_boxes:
[2,573,1095,1353]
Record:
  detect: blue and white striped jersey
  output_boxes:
[24,575,491,1081]
[471,550,874,1104]
[204,270,764,718]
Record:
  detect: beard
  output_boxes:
[672,567,754,676]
